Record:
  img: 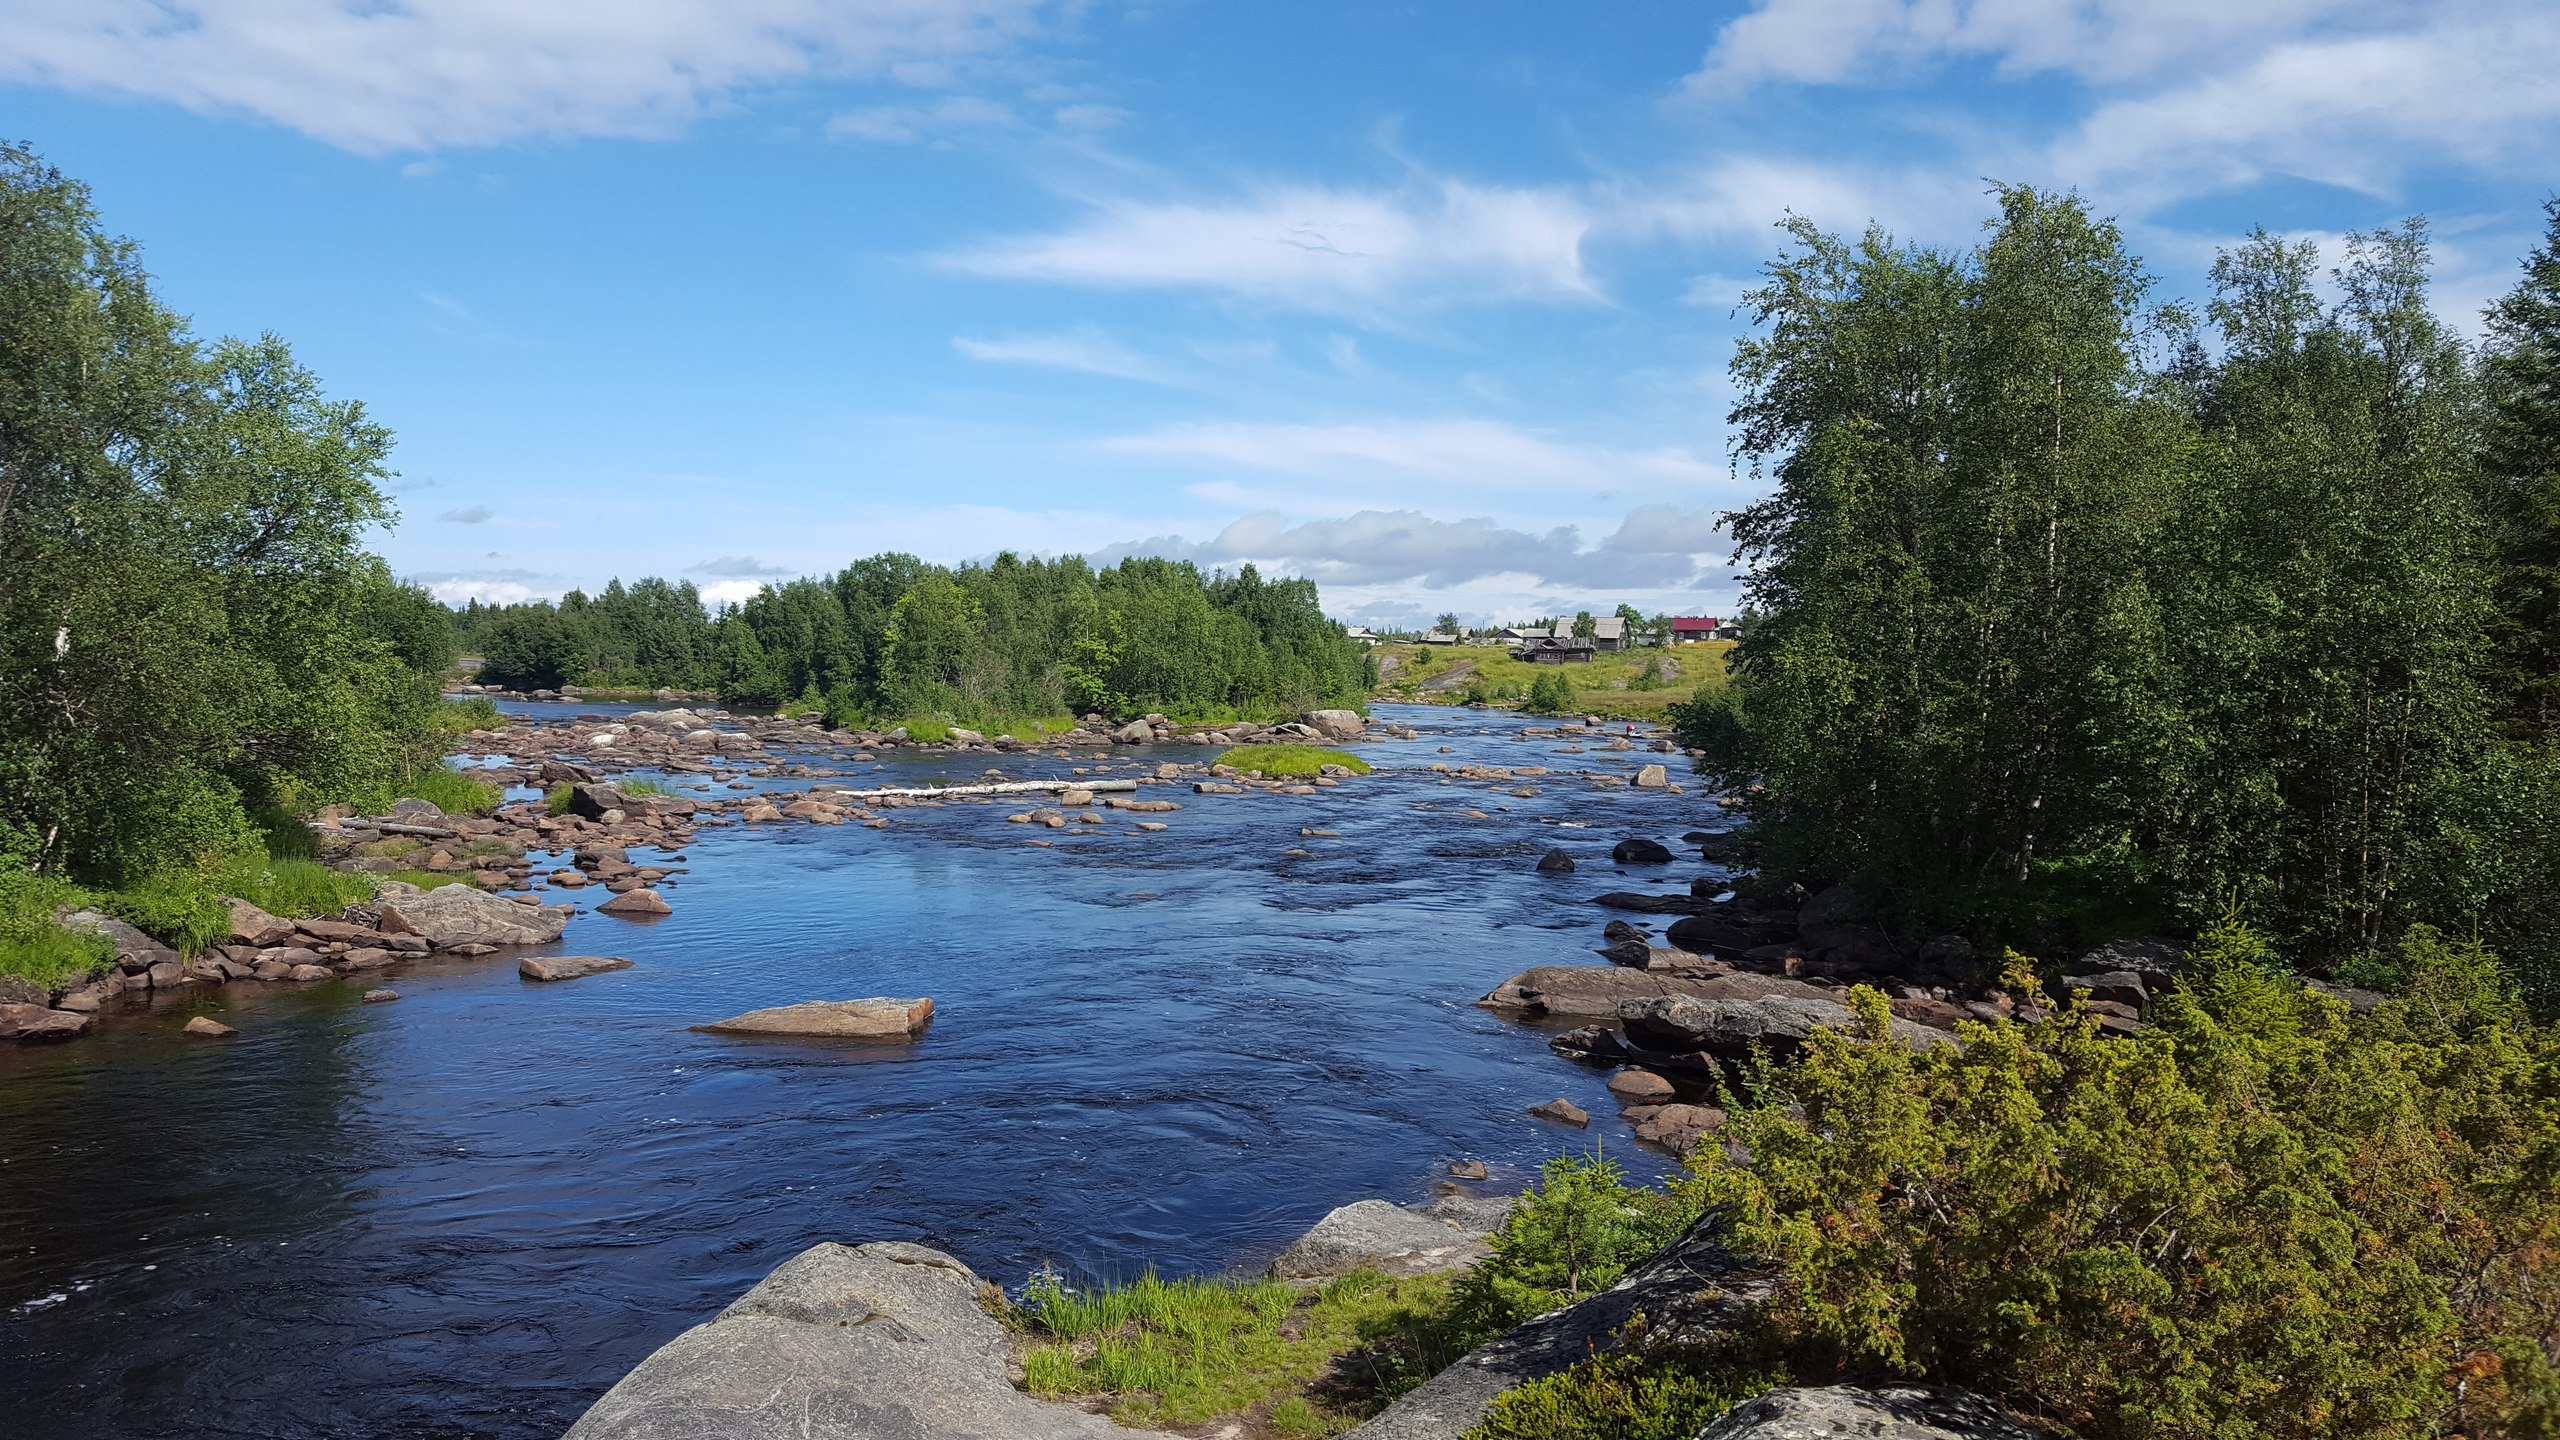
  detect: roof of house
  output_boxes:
[1670,616,1723,632]
[1591,616,1627,639]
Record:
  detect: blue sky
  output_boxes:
[9,1,2557,627]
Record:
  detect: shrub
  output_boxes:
[1213,744,1372,777]
[0,871,111,992]
[1524,670,1578,714]
[1681,920,2560,1440]
[546,782,576,815]
[430,696,504,733]
[1450,1148,1700,1339]
[1466,1347,1765,1440]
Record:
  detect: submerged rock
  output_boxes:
[565,1241,1168,1440]
[1534,848,1575,874]
[182,1016,234,1038]
[520,955,634,982]
[696,997,934,1041]
[1,1003,93,1043]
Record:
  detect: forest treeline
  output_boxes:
[453,555,1370,727]
[0,146,457,888]
[1677,185,2560,1010]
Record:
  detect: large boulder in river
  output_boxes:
[563,1241,1168,1440]
[377,885,571,949]
[1270,1195,1511,1279]
[59,909,176,974]
[1697,1387,2036,1440]
[1477,966,1722,1019]
[1535,848,1575,874]
[223,898,297,947]
[568,782,631,820]
[1302,708,1365,741]
[0,1003,92,1043]
[696,997,934,1041]
[1111,719,1154,744]
[1611,837,1674,864]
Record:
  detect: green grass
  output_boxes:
[1375,642,1732,719]
[1010,1267,1467,1432]
[616,778,672,797]
[546,781,576,814]
[431,695,505,733]
[345,763,501,817]
[378,869,477,891]
[0,871,113,992]
[1215,744,1373,777]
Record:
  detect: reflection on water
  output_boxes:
[0,705,1713,1439]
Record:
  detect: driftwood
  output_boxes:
[810,778,1140,801]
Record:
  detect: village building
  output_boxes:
[1511,634,1597,663]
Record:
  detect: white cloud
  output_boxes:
[1603,505,1729,556]
[0,0,1052,153]
[940,178,1601,315]
[2052,11,2560,204]
[1685,0,2415,94]
[418,577,553,605]
[436,504,494,524]
[686,554,792,577]
[1102,419,1719,494]
[698,579,766,607]
[826,93,1017,144]
[952,330,1182,385]
[1052,102,1128,132]
[1093,506,1729,591]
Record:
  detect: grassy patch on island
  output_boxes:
[1373,642,1732,719]
[1215,744,1372,777]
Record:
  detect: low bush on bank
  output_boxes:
[1215,745,1372,777]
[1671,920,2560,1440]
[431,696,504,733]
[616,778,671,798]
[103,856,382,953]
[1008,1266,1465,1432]
[341,764,500,818]
[0,871,112,992]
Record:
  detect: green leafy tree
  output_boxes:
[2482,199,2560,739]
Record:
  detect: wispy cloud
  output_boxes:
[436,504,494,524]
[1093,507,1722,591]
[940,177,1602,317]
[0,0,1055,153]
[952,329,1183,386]
[1102,419,1719,495]
[685,554,792,577]
[827,94,1017,144]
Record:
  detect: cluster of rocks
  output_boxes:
[1,884,585,1044]
[314,789,697,899]
[1473,827,2310,1159]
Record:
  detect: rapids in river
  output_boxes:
[0,702,1720,1439]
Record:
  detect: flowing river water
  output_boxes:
[0,702,1719,1439]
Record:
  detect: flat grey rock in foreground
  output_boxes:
[1270,1195,1512,1279]
[695,997,934,1040]
[1697,1385,2038,1439]
[564,1241,1169,1440]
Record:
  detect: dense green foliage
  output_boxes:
[1681,924,2560,1440]
[1683,187,2560,1006]
[457,554,1368,725]
[0,146,455,889]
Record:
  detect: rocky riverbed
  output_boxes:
[0,701,1757,1439]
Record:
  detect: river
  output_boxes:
[0,702,1718,1439]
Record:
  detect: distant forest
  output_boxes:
[452,555,1371,725]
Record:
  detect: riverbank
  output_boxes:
[1368,640,1733,720]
